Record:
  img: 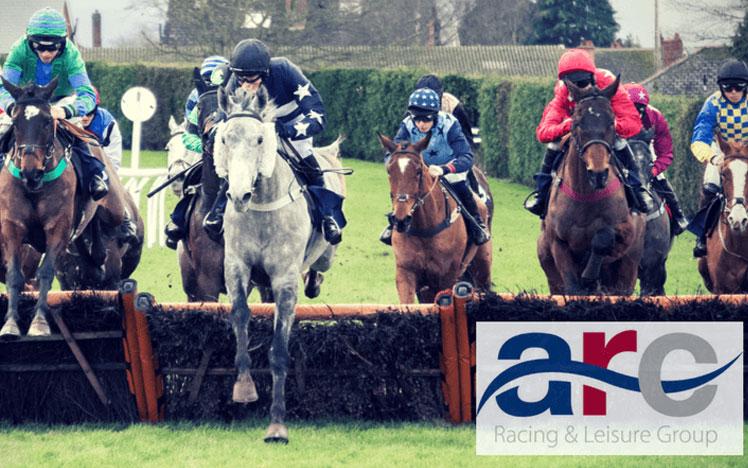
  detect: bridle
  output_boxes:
[389,149,441,219]
[571,94,614,160]
[8,102,67,184]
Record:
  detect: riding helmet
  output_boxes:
[230,39,271,76]
[716,59,748,85]
[415,74,444,99]
[622,82,649,106]
[200,55,229,83]
[407,88,440,118]
[26,8,67,51]
[557,49,595,79]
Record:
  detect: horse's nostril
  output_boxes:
[226,192,233,202]
[241,192,252,204]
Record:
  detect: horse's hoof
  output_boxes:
[304,272,323,299]
[0,320,21,340]
[264,423,289,444]
[232,375,258,403]
[27,317,51,337]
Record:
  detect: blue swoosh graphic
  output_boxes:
[476,353,742,415]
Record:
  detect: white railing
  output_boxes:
[119,167,169,248]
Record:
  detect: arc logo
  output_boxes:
[475,322,743,456]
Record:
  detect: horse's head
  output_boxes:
[378,133,433,233]
[717,135,748,233]
[567,75,619,190]
[1,76,60,192]
[214,85,277,213]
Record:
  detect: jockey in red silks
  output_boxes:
[524,48,653,218]
[622,82,689,234]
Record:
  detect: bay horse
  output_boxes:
[629,139,673,295]
[537,76,646,295]
[215,86,345,443]
[378,134,493,303]
[0,78,142,338]
[698,138,748,293]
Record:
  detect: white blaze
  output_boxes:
[728,160,748,231]
[24,105,40,120]
[398,157,410,175]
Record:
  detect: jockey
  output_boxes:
[183,55,229,124]
[414,74,476,149]
[622,82,689,234]
[203,38,344,245]
[0,7,136,241]
[689,58,748,257]
[524,49,653,218]
[80,86,122,173]
[380,87,491,246]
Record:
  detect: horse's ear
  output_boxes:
[1,76,22,101]
[217,85,228,114]
[168,115,178,132]
[564,78,584,103]
[378,133,397,153]
[413,132,432,153]
[600,74,621,100]
[38,77,58,101]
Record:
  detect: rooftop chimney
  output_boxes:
[660,33,683,67]
[92,10,102,48]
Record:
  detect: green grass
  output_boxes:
[0,421,745,467]
[120,150,707,303]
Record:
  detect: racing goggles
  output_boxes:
[30,40,64,53]
[410,112,437,123]
[720,82,748,93]
[235,72,263,85]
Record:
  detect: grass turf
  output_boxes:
[121,149,706,303]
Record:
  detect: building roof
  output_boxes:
[0,1,72,54]
[643,47,734,96]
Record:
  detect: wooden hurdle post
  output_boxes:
[436,289,461,423]
[452,282,474,423]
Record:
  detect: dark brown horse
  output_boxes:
[698,138,748,293]
[0,78,142,338]
[378,134,492,303]
[537,77,645,295]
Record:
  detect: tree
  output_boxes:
[732,7,748,62]
[527,0,619,47]
[663,0,745,48]
[459,0,534,45]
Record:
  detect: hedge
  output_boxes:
[79,62,707,210]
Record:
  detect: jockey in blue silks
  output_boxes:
[203,38,344,245]
[80,86,122,173]
[379,87,490,246]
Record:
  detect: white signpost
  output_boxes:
[120,86,157,170]
[119,86,167,248]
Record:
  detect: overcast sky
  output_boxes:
[67,0,740,49]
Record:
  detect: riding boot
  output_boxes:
[301,155,342,245]
[89,172,109,201]
[380,214,394,246]
[693,185,720,258]
[460,188,491,245]
[524,146,562,217]
[117,212,139,247]
[203,179,229,243]
[615,142,655,213]
[164,223,182,250]
[652,177,689,235]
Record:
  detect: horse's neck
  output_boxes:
[411,179,449,229]
[201,153,221,201]
[253,154,296,203]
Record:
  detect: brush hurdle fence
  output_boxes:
[0,280,745,424]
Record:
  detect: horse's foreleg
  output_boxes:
[265,272,298,444]
[225,260,256,403]
[27,248,58,336]
[395,267,418,304]
[548,239,583,294]
[0,247,24,339]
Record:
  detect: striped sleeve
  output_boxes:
[690,94,719,163]
[65,46,96,116]
[0,40,26,111]
[181,105,202,153]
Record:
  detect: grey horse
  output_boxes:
[214,86,344,444]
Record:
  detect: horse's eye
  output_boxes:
[221,137,226,145]
[257,136,263,145]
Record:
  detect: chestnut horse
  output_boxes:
[537,76,646,295]
[378,134,492,303]
[698,138,748,293]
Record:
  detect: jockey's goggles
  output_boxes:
[235,72,263,85]
[29,40,64,53]
[410,112,437,123]
[569,77,593,88]
[720,82,747,93]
